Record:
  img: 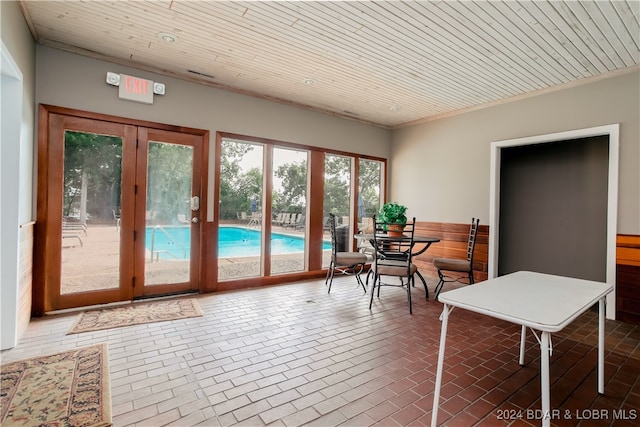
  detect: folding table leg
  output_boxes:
[540,331,551,427]
[431,304,451,427]
[598,297,605,394]
[519,325,527,366]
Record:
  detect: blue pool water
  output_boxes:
[145,226,330,260]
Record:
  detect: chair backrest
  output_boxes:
[372,215,416,271]
[466,218,480,263]
[328,213,339,256]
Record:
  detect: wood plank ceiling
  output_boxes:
[18,0,640,128]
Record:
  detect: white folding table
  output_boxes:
[431,271,613,427]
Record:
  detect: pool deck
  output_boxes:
[61,222,331,294]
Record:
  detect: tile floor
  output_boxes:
[2,277,639,426]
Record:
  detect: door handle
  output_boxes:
[191,217,199,223]
[191,196,200,211]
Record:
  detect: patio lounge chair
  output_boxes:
[283,213,300,228]
[293,215,305,230]
[62,219,86,247]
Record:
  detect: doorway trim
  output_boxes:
[1,41,24,349]
[489,124,619,319]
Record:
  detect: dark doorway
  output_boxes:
[498,136,609,282]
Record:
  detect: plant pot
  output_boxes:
[387,224,405,237]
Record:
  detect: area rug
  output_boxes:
[1,343,111,427]
[67,298,203,334]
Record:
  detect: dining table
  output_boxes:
[354,232,440,296]
[431,271,613,427]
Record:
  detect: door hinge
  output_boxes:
[132,276,136,288]
[134,184,138,195]
[133,230,137,241]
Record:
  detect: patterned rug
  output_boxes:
[1,344,111,427]
[67,298,203,334]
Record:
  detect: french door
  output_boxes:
[37,112,203,312]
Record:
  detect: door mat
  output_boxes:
[67,298,203,334]
[1,343,112,426]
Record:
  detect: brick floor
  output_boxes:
[2,277,639,426]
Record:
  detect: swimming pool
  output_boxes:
[145,226,330,259]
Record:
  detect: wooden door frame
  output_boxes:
[33,105,209,315]
[134,127,203,298]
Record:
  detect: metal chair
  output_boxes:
[369,215,418,314]
[325,213,368,293]
[432,218,480,299]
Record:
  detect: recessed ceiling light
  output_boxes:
[303,78,316,85]
[157,32,178,43]
[390,106,400,112]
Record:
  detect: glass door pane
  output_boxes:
[218,139,264,280]
[144,141,194,285]
[271,147,308,275]
[323,154,353,268]
[61,131,123,295]
[358,158,383,232]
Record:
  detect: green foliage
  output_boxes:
[358,159,382,218]
[63,131,123,220]
[323,155,350,216]
[378,202,408,225]
[219,142,262,218]
[274,161,307,212]
[218,142,384,221]
[146,142,193,222]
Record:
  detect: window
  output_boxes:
[216,133,385,281]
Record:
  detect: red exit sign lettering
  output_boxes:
[118,74,154,104]
[125,75,149,95]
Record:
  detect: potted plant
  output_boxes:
[378,202,408,236]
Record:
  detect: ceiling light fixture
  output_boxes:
[157,32,178,43]
[390,106,400,112]
[303,77,316,85]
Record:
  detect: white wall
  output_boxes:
[35,46,391,159]
[391,70,640,235]
[1,0,36,349]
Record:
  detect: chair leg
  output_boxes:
[355,264,367,293]
[469,270,475,285]
[369,274,378,310]
[365,269,373,286]
[325,260,333,285]
[407,277,413,314]
[326,263,335,294]
[434,273,445,299]
[415,270,429,300]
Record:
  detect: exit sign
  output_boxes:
[118,74,154,104]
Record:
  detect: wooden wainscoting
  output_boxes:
[413,220,489,282]
[18,221,34,341]
[616,234,640,325]
[412,223,639,325]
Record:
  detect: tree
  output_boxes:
[323,154,350,216]
[63,131,122,221]
[358,159,382,217]
[146,142,194,222]
[219,141,262,219]
[274,161,307,212]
